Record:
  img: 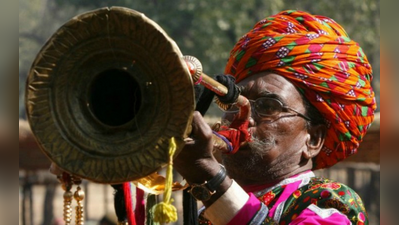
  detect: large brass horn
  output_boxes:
[25,7,248,185]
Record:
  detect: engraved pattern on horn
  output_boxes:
[26,7,195,183]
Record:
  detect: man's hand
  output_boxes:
[173,111,232,206]
[174,111,220,183]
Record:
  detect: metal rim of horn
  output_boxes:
[25,7,195,184]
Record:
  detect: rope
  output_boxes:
[152,137,178,223]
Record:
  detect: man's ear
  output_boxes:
[303,124,327,159]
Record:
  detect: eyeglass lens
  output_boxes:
[226,97,283,116]
[253,98,283,116]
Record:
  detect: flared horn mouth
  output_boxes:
[25,7,195,183]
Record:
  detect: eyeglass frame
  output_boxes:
[224,97,311,122]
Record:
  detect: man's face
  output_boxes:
[221,72,311,185]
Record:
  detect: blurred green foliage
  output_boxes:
[19,0,380,117]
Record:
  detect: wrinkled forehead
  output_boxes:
[236,71,304,106]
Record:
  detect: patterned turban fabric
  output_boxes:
[225,10,376,169]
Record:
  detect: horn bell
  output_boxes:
[25,7,195,183]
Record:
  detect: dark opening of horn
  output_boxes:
[89,69,141,127]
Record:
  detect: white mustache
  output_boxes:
[248,133,276,158]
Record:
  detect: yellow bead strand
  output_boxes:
[74,186,85,225]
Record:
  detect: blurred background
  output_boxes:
[17,0,380,224]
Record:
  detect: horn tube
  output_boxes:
[25,7,249,185]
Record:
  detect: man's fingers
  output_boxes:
[190,111,213,141]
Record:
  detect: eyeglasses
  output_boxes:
[225,97,311,122]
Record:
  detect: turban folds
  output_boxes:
[225,10,376,169]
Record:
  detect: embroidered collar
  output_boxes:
[252,170,315,197]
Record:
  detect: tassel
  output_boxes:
[123,182,136,225]
[183,189,198,225]
[135,187,145,225]
[152,137,178,223]
[111,184,127,223]
[146,194,158,225]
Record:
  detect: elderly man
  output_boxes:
[174,10,375,224]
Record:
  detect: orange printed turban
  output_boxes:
[225,10,376,169]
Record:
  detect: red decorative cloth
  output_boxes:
[217,119,250,154]
[224,10,376,169]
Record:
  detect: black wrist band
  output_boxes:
[188,164,227,201]
[205,164,226,192]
